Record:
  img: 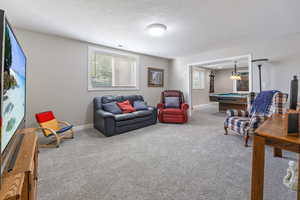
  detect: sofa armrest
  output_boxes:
[94,109,115,136]
[147,106,156,111]
[181,103,189,110]
[157,103,164,110]
[95,110,114,118]
[226,109,249,117]
[147,106,158,124]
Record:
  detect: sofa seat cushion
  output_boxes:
[116,115,153,127]
[161,108,184,115]
[132,110,153,118]
[114,113,135,121]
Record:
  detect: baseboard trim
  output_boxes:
[193,103,217,109]
[73,123,93,131]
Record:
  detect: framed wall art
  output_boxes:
[148,68,164,87]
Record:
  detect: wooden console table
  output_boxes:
[0,128,39,200]
[251,115,300,200]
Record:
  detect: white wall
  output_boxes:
[191,68,210,106]
[214,69,234,94]
[15,28,171,127]
[214,67,248,93]
[169,35,300,104]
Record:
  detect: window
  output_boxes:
[88,47,139,90]
[192,69,205,89]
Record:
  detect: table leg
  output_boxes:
[251,135,265,200]
[273,147,282,158]
[298,154,300,200]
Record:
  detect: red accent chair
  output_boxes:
[157,90,189,123]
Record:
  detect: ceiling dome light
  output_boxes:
[146,23,167,37]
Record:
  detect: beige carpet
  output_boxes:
[38,104,297,200]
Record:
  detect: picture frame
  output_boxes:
[148,68,164,87]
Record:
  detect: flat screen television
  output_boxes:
[0,10,26,175]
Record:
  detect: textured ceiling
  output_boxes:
[1,0,300,58]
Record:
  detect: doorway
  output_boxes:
[187,54,252,116]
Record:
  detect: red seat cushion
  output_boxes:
[35,111,55,123]
[161,108,184,115]
[117,100,136,113]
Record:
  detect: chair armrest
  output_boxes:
[181,103,189,110]
[95,110,114,118]
[249,115,269,129]
[37,127,58,137]
[157,103,164,110]
[226,109,249,117]
[58,121,72,127]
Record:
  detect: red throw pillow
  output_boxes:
[117,100,136,113]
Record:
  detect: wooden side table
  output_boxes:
[0,128,39,200]
[251,115,300,200]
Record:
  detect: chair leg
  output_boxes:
[70,129,74,139]
[224,126,228,135]
[64,130,74,139]
[244,134,249,147]
[55,135,61,148]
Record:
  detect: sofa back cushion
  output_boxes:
[101,95,144,105]
[102,102,122,114]
[133,101,148,111]
[117,100,136,113]
[125,95,144,105]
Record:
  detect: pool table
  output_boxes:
[209,93,248,112]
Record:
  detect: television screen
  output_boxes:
[1,21,26,153]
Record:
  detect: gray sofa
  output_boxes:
[93,95,157,136]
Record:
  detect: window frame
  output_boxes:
[192,68,205,90]
[87,46,140,91]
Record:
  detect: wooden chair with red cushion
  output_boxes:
[157,90,189,123]
[35,111,74,148]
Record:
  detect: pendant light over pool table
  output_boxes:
[230,61,241,80]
